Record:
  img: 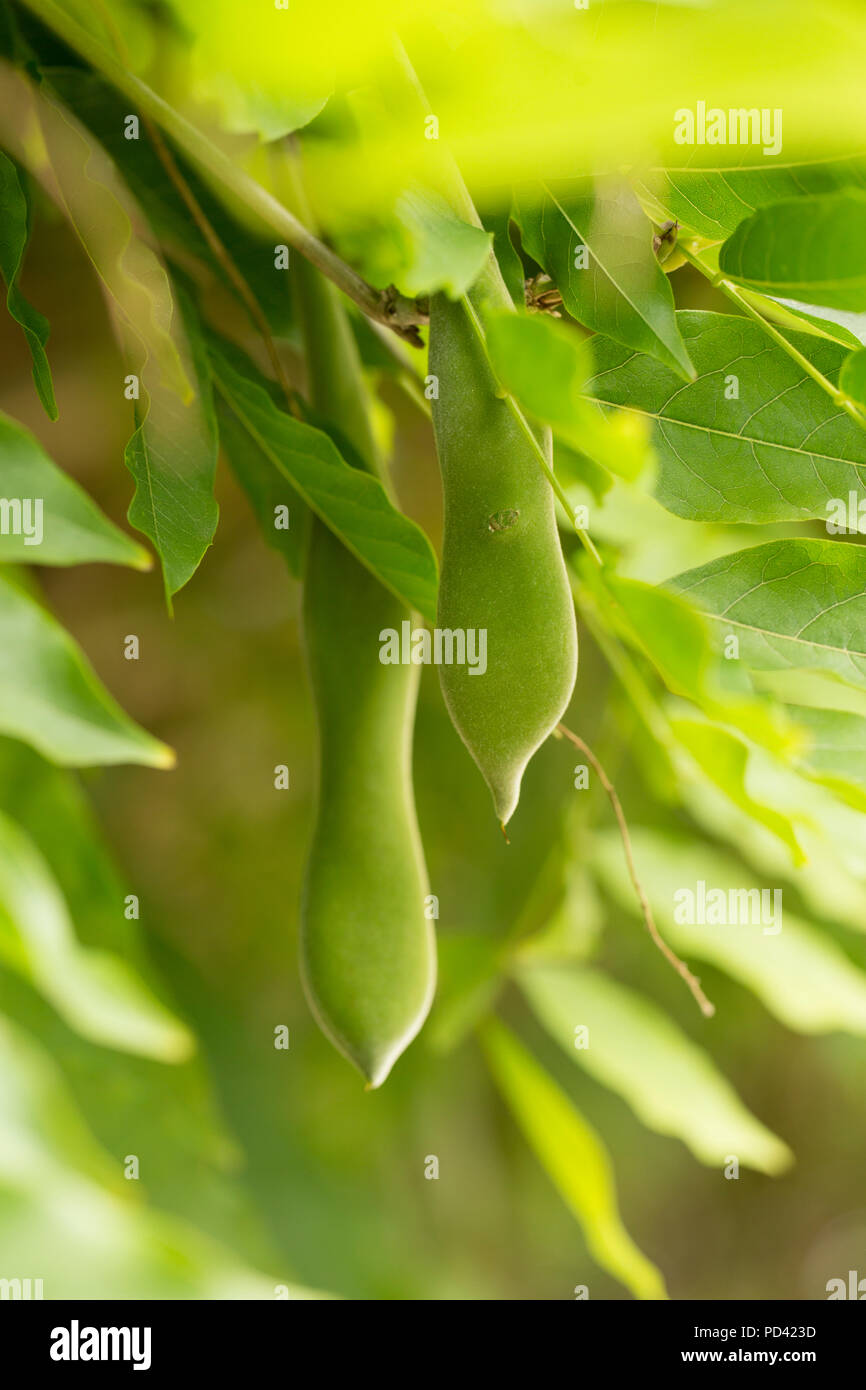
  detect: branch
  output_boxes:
[18,0,429,345]
[557,722,716,1019]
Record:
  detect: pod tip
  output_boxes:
[362,1056,394,1090]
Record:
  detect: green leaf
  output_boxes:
[484,311,650,480]
[669,714,804,864]
[0,810,192,1059]
[0,738,294,1274]
[426,934,502,1054]
[719,192,866,312]
[0,738,160,966]
[0,410,150,568]
[0,152,56,417]
[483,210,525,307]
[839,345,866,410]
[515,855,603,965]
[513,180,694,379]
[123,287,219,601]
[332,188,493,302]
[669,538,866,692]
[556,439,614,506]
[761,298,866,349]
[587,311,866,524]
[396,189,492,298]
[217,398,309,579]
[677,740,866,942]
[673,245,866,349]
[172,0,331,139]
[593,827,866,1036]
[0,1017,330,1298]
[518,963,792,1174]
[210,345,439,623]
[638,159,866,241]
[0,573,173,768]
[600,572,798,754]
[480,1018,667,1299]
[788,704,866,809]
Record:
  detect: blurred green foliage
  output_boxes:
[0,208,864,1298]
[2,0,866,1304]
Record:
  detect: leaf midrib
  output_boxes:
[589,374,862,467]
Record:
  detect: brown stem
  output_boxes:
[557,722,716,1019]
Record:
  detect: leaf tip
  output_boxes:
[159,1023,197,1063]
[153,743,177,770]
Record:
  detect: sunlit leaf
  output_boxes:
[0,573,173,768]
[519,963,792,1174]
[396,188,491,297]
[171,0,331,139]
[839,345,866,411]
[0,410,150,569]
[669,713,805,863]
[0,1016,331,1298]
[332,187,492,301]
[788,703,866,810]
[720,192,866,312]
[599,572,799,754]
[484,311,650,480]
[290,0,866,217]
[480,1017,667,1300]
[0,739,164,971]
[0,810,192,1059]
[593,826,866,1035]
[0,737,297,1275]
[556,439,615,507]
[639,158,866,241]
[669,538,866,692]
[673,721,866,939]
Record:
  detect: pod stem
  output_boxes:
[556,722,716,1020]
[459,294,603,567]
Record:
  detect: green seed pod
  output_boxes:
[296,261,435,1087]
[429,276,578,826]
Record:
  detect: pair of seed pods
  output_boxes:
[299,256,577,1086]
